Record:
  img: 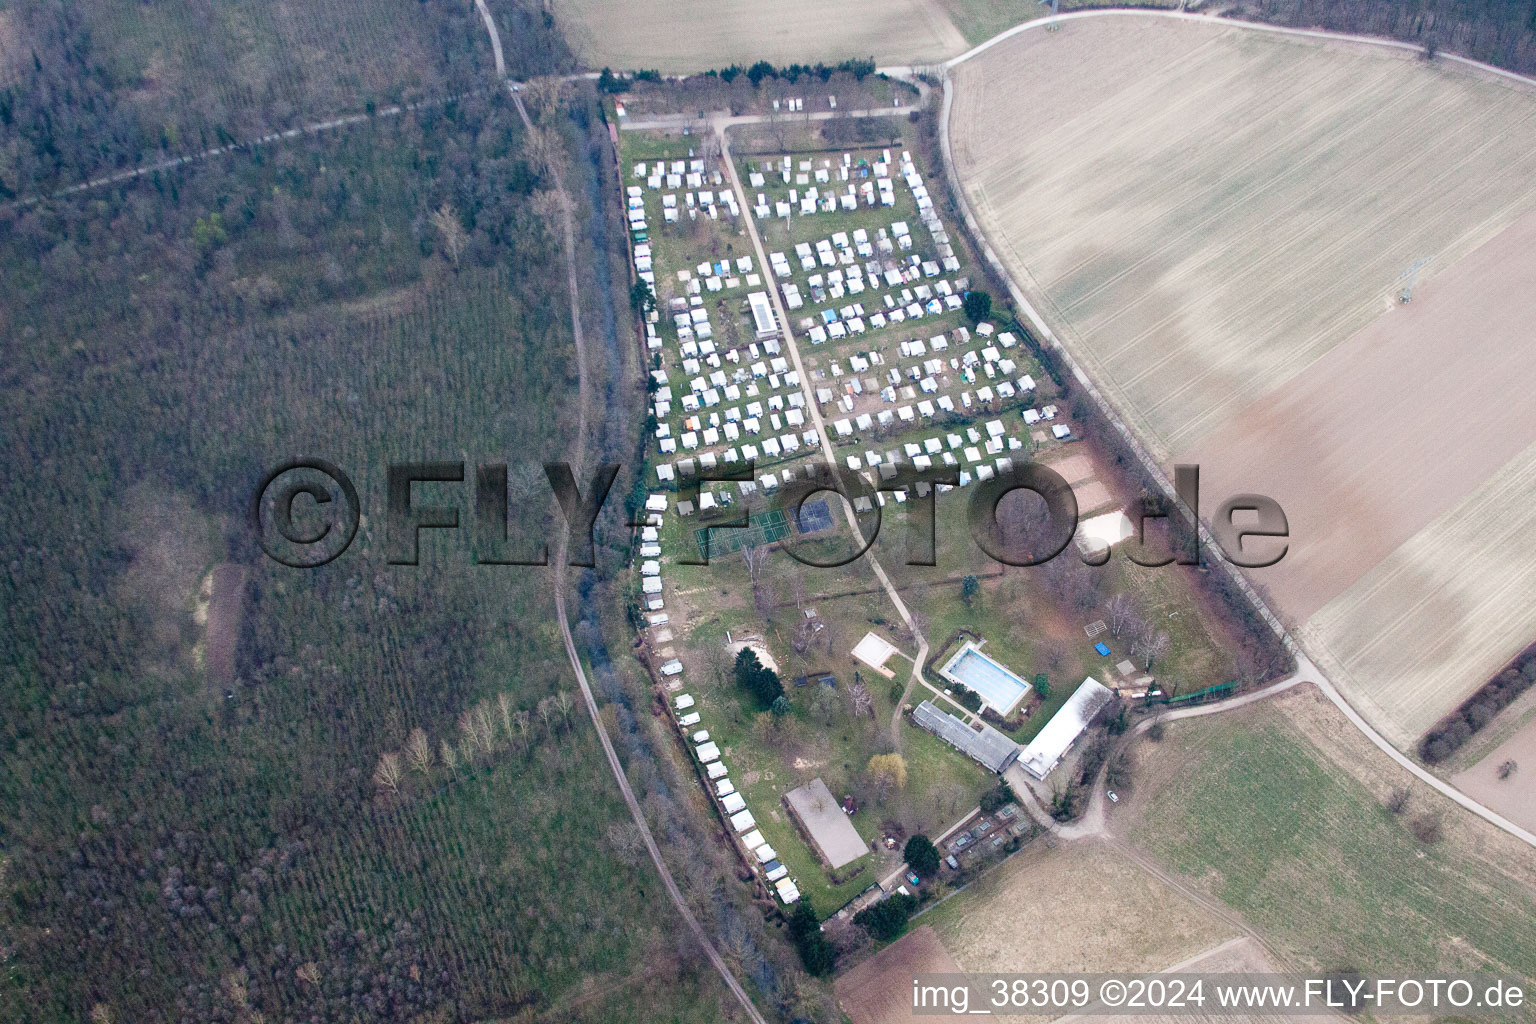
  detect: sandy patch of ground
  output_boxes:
[1043,452,1096,486]
[205,563,247,690]
[728,638,779,673]
[836,925,964,1024]
[1041,451,1116,514]
[1453,716,1536,834]
[1072,481,1114,516]
[550,0,966,72]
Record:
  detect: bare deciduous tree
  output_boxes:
[1105,593,1138,638]
[767,99,788,152]
[848,681,873,718]
[405,727,433,775]
[1133,628,1171,669]
[430,204,467,268]
[521,77,565,122]
[536,694,557,732]
[554,690,574,725]
[372,751,403,794]
[740,541,775,616]
[867,753,908,801]
[524,124,564,180]
[440,739,459,780]
[497,691,514,738]
[471,702,498,754]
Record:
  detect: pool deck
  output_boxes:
[937,640,1031,716]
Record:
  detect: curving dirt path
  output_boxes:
[472,4,770,1020]
[1004,664,1314,841]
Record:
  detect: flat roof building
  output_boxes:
[785,778,868,869]
[748,291,778,339]
[1018,677,1114,779]
[912,700,1020,773]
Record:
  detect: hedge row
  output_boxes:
[1420,644,1536,763]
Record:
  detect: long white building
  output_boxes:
[1018,677,1114,779]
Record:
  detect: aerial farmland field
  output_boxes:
[1128,688,1536,984]
[948,14,1536,748]
[948,15,1536,457]
[548,0,966,72]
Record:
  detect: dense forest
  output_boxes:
[1236,0,1536,75]
[0,0,572,196]
[0,1,783,1020]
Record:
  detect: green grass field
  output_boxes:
[1132,709,1536,984]
[933,0,1181,46]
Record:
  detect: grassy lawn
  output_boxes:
[875,485,1240,740]
[1131,706,1536,983]
[682,630,990,916]
[934,0,1181,47]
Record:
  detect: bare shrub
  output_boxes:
[1409,812,1444,845]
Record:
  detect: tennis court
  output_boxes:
[693,508,791,560]
[790,497,833,533]
[693,497,835,560]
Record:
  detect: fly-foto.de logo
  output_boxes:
[251,459,1288,570]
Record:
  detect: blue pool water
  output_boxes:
[945,647,1030,713]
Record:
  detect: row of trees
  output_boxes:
[1241,0,1536,78]
[1421,647,1536,762]
[373,689,579,795]
[853,891,919,941]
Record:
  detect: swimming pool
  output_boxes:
[939,643,1031,715]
